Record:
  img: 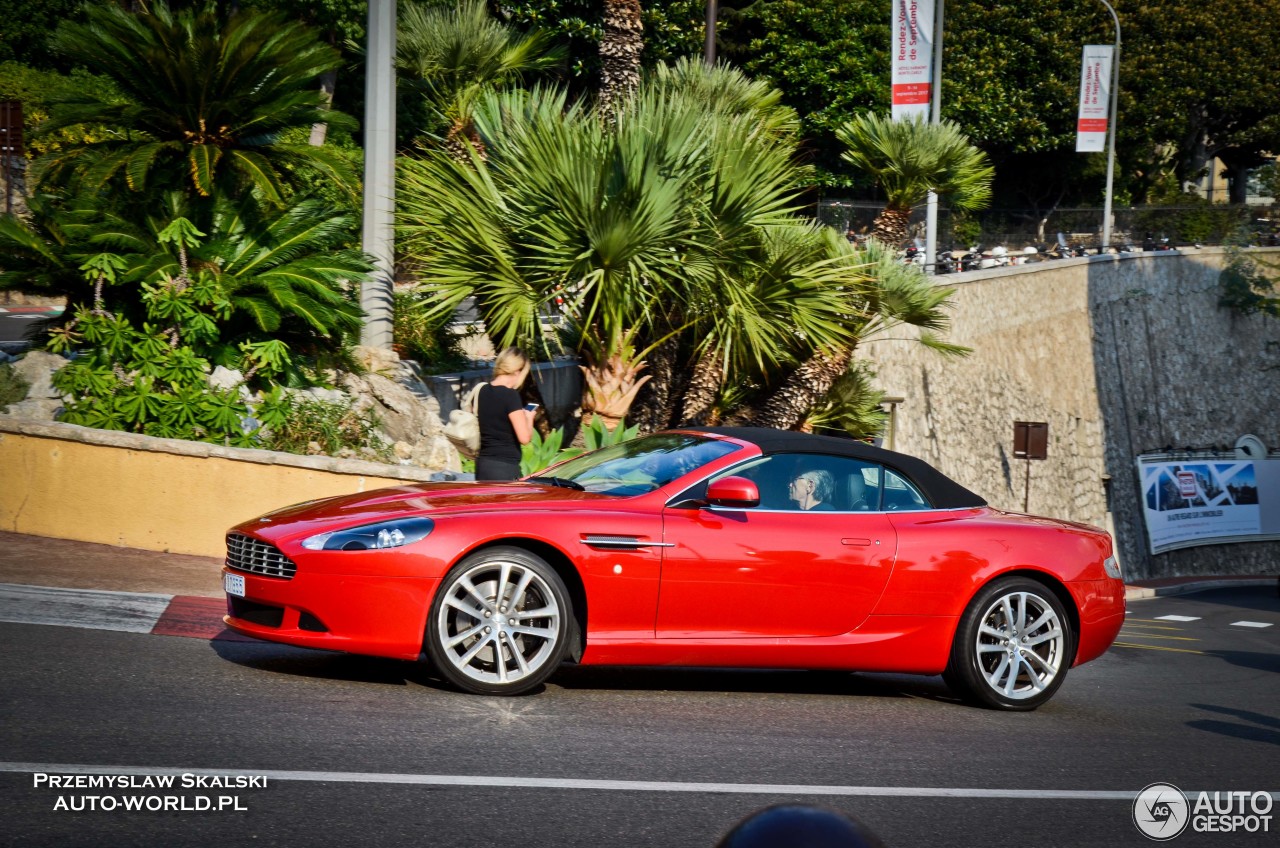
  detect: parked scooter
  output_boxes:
[933,249,957,274]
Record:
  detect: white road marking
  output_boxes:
[0,583,171,634]
[5,762,1277,801]
[1229,621,1273,629]
[1154,615,1200,622]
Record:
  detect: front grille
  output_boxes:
[226,533,297,579]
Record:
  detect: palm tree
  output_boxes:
[836,113,994,247]
[599,0,645,113]
[736,241,969,431]
[399,64,858,432]
[396,0,564,160]
[36,1,356,205]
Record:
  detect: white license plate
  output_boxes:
[224,572,246,598]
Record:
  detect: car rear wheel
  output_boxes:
[426,547,571,695]
[945,577,1074,711]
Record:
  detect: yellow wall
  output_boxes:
[0,422,435,558]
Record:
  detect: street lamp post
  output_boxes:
[924,0,945,274]
[704,1,718,67]
[361,0,397,350]
[1097,0,1121,251]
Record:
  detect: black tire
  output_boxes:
[426,546,571,695]
[944,577,1075,711]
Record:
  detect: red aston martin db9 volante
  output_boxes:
[223,427,1125,710]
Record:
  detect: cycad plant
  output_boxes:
[36,0,356,205]
[2,193,368,377]
[836,113,994,247]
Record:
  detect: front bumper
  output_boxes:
[223,567,439,661]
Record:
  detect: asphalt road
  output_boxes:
[1,587,1276,847]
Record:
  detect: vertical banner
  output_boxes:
[892,0,935,121]
[1076,45,1113,152]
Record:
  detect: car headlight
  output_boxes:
[1103,555,1122,580]
[301,517,435,551]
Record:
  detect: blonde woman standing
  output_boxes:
[475,348,535,481]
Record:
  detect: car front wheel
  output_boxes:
[426,546,571,695]
[945,577,1075,711]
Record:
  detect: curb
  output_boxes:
[1124,577,1278,601]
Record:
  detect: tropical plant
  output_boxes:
[400,62,858,431]
[46,220,289,444]
[734,240,969,431]
[520,426,579,476]
[801,360,888,440]
[518,415,639,476]
[1,193,369,372]
[599,0,644,112]
[260,392,391,460]
[36,0,356,205]
[836,114,994,248]
[396,0,564,156]
[392,289,469,371]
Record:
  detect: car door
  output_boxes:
[656,454,898,639]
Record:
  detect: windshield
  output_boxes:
[528,434,741,496]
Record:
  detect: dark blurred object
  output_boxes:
[715,804,888,848]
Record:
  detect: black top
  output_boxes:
[686,427,988,510]
[477,384,523,462]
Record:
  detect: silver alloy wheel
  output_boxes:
[435,558,562,687]
[973,590,1065,701]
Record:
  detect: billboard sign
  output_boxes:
[1137,455,1280,554]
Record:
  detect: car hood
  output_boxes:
[236,481,613,541]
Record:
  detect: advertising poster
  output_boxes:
[1137,456,1280,554]
[1075,45,1113,152]
[891,0,935,121]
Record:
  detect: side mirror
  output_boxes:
[705,476,760,509]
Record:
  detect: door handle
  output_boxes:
[841,538,873,546]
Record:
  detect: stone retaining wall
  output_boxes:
[871,247,1280,579]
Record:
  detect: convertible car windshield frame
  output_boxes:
[527,433,743,497]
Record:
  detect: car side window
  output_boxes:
[704,454,886,512]
[882,468,928,510]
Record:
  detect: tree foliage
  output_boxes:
[36,0,357,205]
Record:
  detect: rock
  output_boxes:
[208,366,245,392]
[11,351,69,400]
[351,345,401,376]
[340,370,445,447]
[393,440,415,460]
[409,433,462,471]
[2,398,64,421]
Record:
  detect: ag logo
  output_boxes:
[1134,783,1190,840]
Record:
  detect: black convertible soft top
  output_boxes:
[685,427,988,510]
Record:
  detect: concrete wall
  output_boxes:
[870,247,1280,580]
[0,419,441,558]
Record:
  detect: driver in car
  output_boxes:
[789,469,835,511]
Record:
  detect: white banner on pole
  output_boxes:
[1076,45,1113,152]
[892,0,935,121]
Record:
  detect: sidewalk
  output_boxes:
[1,530,1273,604]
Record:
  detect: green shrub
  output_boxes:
[0,362,30,408]
[259,392,391,461]
[393,290,469,372]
